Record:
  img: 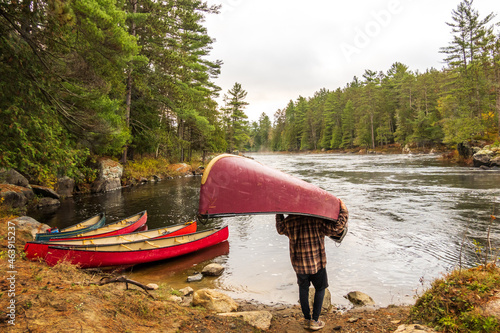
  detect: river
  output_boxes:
[29,153,500,307]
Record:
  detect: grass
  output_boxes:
[411,212,500,333]
[410,264,500,332]
[122,156,203,181]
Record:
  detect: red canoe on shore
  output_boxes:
[34,213,106,241]
[199,154,340,222]
[44,226,229,268]
[46,211,148,242]
[24,220,197,261]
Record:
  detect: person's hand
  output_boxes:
[339,199,348,212]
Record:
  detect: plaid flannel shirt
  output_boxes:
[276,199,348,275]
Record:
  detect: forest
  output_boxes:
[1,0,499,185]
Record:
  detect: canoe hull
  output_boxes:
[24,220,197,261]
[52,211,148,241]
[44,226,229,268]
[199,154,340,221]
[34,214,106,242]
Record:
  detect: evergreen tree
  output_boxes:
[341,100,355,148]
[283,100,299,150]
[271,108,286,151]
[359,69,381,149]
[0,0,137,183]
[222,82,249,153]
[257,112,272,151]
[439,0,495,143]
[126,0,221,161]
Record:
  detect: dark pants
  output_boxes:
[296,268,328,321]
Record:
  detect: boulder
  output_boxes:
[308,287,332,313]
[168,163,193,175]
[98,158,123,179]
[202,263,225,276]
[180,295,194,307]
[473,146,500,168]
[31,185,60,200]
[192,289,238,313]
[187,273,204,282]
[345,291,376,307]
[394,324,437,332]
[167,295,183,303]
[179,287,194,296]
[0,184,34,208]
[146,283,159,290]
[9,216,50,239]
[473,153,491,167]
[491,156,500,167]
[91,158,123,193]
[56,176,75,197]
[36,197,60,208]
[218,311,273,330]
[0,168,29,187]
[483,292,500,320]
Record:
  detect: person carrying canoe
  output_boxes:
[276,199,349,331]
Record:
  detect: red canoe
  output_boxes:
[199,154,340,221]
[24,220,197,261]
[34,213,106,242]
[44,226,229,268]
[47,210,148,242]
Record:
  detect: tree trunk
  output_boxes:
[178,120,184,162]
[497,69,500,136]
[370,113,375,149]
[121,0,137,164]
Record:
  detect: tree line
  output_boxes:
[246,0,500,153]
[0,0,499,186]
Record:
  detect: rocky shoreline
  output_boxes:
[2,143,499,215]
[7,214,422,332]
[0,159,200,215]
[2,148,500,332]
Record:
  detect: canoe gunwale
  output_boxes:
[34,213,106,241]
[43,226,229,268]
[199,211,338,222]
[24,221,197,261]
[47,226,227,253]
[66,210,147,239]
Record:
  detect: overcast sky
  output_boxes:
[203,0,499,122]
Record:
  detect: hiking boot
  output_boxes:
[302,319,311,329]
[310,319,325,331]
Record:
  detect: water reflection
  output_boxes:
[126,241,230,290]
[27,154,500,307]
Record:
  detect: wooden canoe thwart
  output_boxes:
[34,213,106,242]
[43,226,229,268]
[199,154,340,222]
[24,221,197,261]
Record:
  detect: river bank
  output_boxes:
[0,214,414,332]
[3,214,500,332]
[10,152,500,307]
[0,213,417,332]
[2,150,500,332]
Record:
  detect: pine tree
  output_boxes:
[439,0,495,143]
[223,82,249,153]
[341,100,355,148]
